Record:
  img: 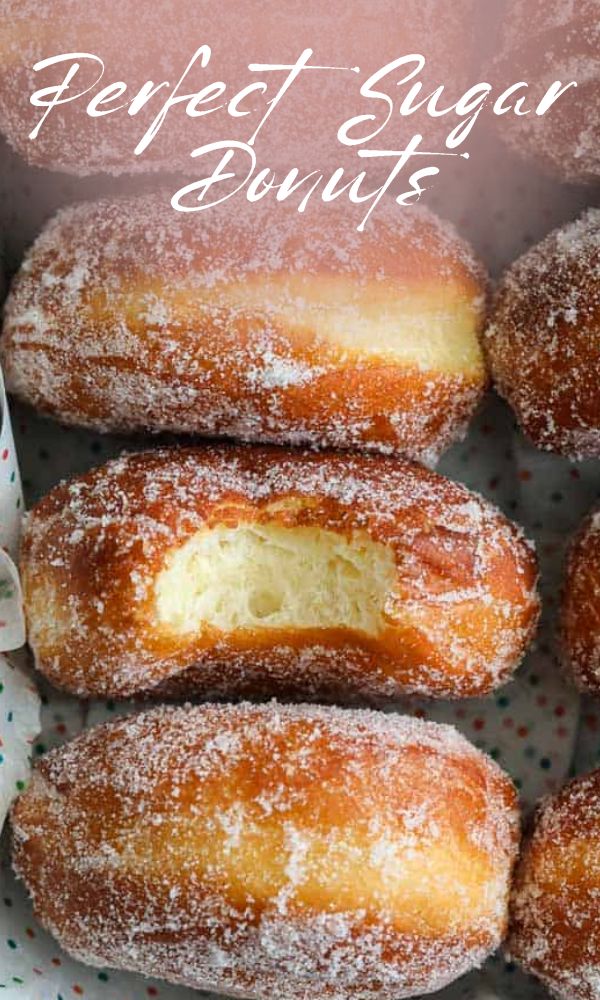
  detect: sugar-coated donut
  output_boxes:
[485,210,600,459]
[561,509,600,693]
[0,0,477,177]
[1,194,488,464]
[509,768,600,1000]
[20,444,539,702]
[12,701,520,999]
[494,1,600,183]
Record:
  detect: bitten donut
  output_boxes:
[494,1,600,183]
[1,194,488,464]
[20,444,539,702]
[561,509,600,693]
[12,702,520,999]
[485,210,600,459]
[509,769,600,1000]
[0,0,477,177]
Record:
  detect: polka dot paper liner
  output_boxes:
[0,123,598,1000]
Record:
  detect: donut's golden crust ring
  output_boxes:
[485,210,600,459]
[561,511,600,693]
[509,769,600,1000]
[11,702,520,999]
[0,194,488,464]
[20,444,539,702]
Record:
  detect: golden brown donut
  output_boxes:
[485,210,600,459]
[494,1,600,184]
[20,444,539,702]
[1,194,488,464]
[509,768,600,1000]
[12,701,520,999]
[0,0,478,177]
[561,509,600,693]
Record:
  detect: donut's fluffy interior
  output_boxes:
[154,524,396,635]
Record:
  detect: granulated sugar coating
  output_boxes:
[20,444,539,702]
[0,0,478,177]
[11,701,520,1000]
[495,0,600,183]
[485,209,600,459]
[509,768,600,1000]
[1,192,488,464]
[561,509,600,693]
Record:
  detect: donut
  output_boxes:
[11,701,520,999]
[1,193,488,464]
[0,0,477,177]
[485,209,600,459]
[509,768,600,1000]
[561,509,600,692]
[20,444,539,702]
[493,1,600,183]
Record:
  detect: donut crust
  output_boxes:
[494,1,600,184]
[561,509,600,693]
[485,210,600,459]
[12,702,520,999]
[20,444,539,702]
[510,769,600,1000]
[0,0,478,178]
[1,194,488,464]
